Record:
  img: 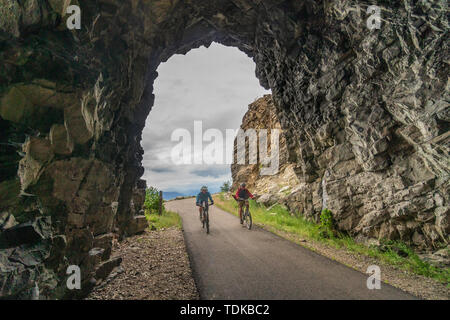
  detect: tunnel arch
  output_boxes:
[0,1,448,298]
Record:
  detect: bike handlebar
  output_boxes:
[198,202,214,207]
[233,194,252,201]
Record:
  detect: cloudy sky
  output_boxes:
[141,42,270,194]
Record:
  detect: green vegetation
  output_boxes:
[144,186,181,230]
[319,209,335,238]
[145,209,182,230]
[220,181,232,192]
[144,186,161,214]
[214,193,450,285]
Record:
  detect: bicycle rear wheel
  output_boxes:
[201,208,205,228]
[244,207,252,230]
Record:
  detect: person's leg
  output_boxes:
[199,205,203,220]
[238,201,243,223]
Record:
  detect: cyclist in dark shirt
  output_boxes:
[196,185,213,220]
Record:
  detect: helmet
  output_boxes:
[240,183,246,188]
[201,185,208,191]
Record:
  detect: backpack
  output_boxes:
[238,188,249,199]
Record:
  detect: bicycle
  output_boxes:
[234,196,252,230]
[200,201,213,234]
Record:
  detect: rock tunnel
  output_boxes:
[0,0,448,298]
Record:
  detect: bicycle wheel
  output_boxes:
[244,207,252,230]
[205,209,209,234]
[201,208,205,228]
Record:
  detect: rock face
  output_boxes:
[231,95,296,195]
[0,0,448,298]
[233,93,449,251]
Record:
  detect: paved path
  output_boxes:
[166,198,417,300]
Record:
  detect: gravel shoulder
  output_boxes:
[85,227,199,300]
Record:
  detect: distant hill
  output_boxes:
[163,191,196,200]
[162,186,221,200]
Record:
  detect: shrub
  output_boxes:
[144,187,161,214]
[319,209,335,238]
[220,181,231,192]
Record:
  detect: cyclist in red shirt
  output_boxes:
[234,183,255,224]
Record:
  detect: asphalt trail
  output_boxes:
[166,198,417,300]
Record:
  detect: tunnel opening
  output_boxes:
[142,42,270,197]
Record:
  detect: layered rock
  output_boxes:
[232,93,449,253]
[0,0,448,298]
[231,95,297,197]
[124,179,148,237]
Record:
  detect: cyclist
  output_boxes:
[234,183,254,224]
[196,185,213,221]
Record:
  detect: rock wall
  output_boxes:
[233,93,449,252]
[231,95,296,195]
[0,0,448,298]
[231,95,298,201]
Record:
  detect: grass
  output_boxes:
[145,208,182,230]
[213,193,450,285]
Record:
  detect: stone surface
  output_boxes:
[49,124,74,155]
[0,0,448,299]
[124,216,148,236]
[0,216,53,298]
[0,217,51,249]
[232,93,448,251]
[93,233,115,261]
[0,213,17,231]
[418,247,450,268]
[95,257,122,281]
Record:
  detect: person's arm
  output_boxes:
[247,189,254,199]
[235,189,240,199]
[196,193,200,205]
[208,192,213,204]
